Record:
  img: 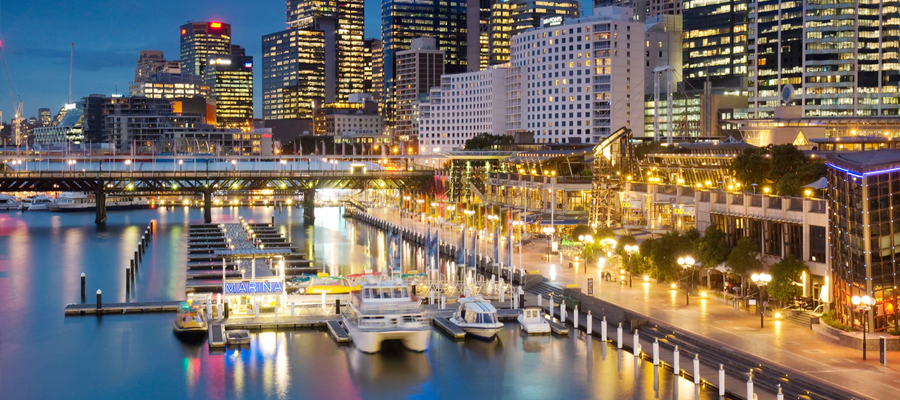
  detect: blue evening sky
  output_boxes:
[0,0,591,120]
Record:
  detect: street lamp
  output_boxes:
[677,256,695,305]
[851,295,875,360]
[751,272,772,328]
[541,226,556,262]
[577,234,593,273]
[624,244,638,287]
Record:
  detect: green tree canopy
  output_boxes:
[693,225,730,268]
[728,237,761,278]
[769,144,806,182]
[464,134,513,150]
[571,224,593,240]
[731,147,771,186]
[642,231,695,281]
[768,255,808,304]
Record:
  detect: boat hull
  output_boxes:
[517,315,551,334]
[56,204,151,212]
[343,317,431,353]
[461,326,503,339]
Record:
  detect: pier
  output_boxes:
[64,301,182,315]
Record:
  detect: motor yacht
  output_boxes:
[21,195,55,211]
[51,192,151,212]
[517,306,550,334]
[0,195,19,211]
[449,297,504,339]
[343,277,430,353]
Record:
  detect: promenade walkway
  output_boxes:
[367,206,900,400]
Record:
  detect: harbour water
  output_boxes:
[0,207,719,399]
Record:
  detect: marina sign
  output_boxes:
[224,280,284,294]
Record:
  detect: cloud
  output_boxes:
[10,46,136,71]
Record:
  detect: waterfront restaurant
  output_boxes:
[827,150,900,333]
[215,248,290,316]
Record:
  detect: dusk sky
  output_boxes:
[0,0,591,121]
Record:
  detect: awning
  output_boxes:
[802,177,827,190]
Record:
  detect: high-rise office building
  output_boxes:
[230,45,246,56]
[204,55,254,131]
[682,0,747,91]
[262,29,326,120]
[38,108,52,127]
[134,50,181,82]
[130,50,210,100]
[747,0,900,118]
[180,21,232,78]
[509,7,645,143]
[363,39,377,95]
[286,0,365,103]
[370,39,384,104]
[381,0,469,127]
[395,38,445,139]
[488,0,580,66]
[595,0,682,21]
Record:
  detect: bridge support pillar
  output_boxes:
[303,189,315,222]
[95,185,107,225]
[203,190,212,224]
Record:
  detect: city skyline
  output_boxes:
[0,0,597,122]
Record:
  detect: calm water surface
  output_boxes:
[0,206,717,399]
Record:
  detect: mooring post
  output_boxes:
[573,306,579,329]
[126,268,131,293]
[634,330,640,355]
[718,364,725,397]
[80,273,86,300]
[653,338,660,365]
[96,289,102,310]
[693,354,700,384]
[617,323,623,349]
[673,346,680,375]
[601,316,607,342]
[587,310,593,335]
[335,298,341,314]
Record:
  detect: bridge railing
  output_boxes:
[0,169,436,179]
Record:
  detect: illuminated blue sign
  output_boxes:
[224,281,283,294]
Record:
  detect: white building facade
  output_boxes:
[418,65,509,154]
[509,7,645,144]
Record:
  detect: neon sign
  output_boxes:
[224,281,283,294]
[210,22,223,29]
[181,29,187,35]
[243,62,253,68]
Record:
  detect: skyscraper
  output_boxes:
[180,21,232,78]
[488,0,580,66]
[204,55,254,130]
[262,29,326,120]
[594,0,682,21]
[381,0,469,127]
[130,50,209,100]
[682,0,747,91]
[395,37,445,139]
[370,39,384,104]
[38,108,52,127]
[286,0,365,103]
[134,50,181,82]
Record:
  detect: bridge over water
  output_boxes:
[0,155,436,224]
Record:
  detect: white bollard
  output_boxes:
[693,354,700,384]
[291,302,296,316]
[321,292,327,309]
[550,297,555,319]
[274,307,278,321]
[254,302,260,318]
[561,301,566,323]
[441,295,446,309]
[538,295,542,307]
[673,346,680,375]
[601,317,608,342]
[633,330,640,355]
[217,303,223,318]
[587,311,593,335]
[776,384,783,400]
[500,281,505,303]
[574,306,579,329]
[653,338,659,365]
[207,302,212,319]
[747,376,754,400]
[718,364,725,397]
[617,323,623,349]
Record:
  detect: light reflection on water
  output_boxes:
[0,207,719,399]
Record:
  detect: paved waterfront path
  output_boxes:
[367,206,900,400]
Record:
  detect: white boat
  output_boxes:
[21,195,55,211]
[343,277,431,353]
[225,330,251,346]
[449,297,504,339]
[517,306,551,334]
[51,192,151,212]
[0,195,19,211]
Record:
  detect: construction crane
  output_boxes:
[0,45,24,147]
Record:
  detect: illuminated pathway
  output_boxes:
[367,206,900,400]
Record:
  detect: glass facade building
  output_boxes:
[682,0,748,91]
[381,0,469,127]
[204,55,254,131]
[828,150,900,333]
[488,0,581,66]
[262,29,326,120]
[180,22,232,78]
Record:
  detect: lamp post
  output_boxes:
[512,219,524,269]
[624,244,638,287]
[447,205,456,229]
[541,226,556,263]
[578,234,593,273]
[751,272,772,328]
[851,295,875,360]
[677,256,695,305]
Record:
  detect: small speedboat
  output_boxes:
[173,302,208,339]
[449,297,504,339]
[517,306,551,334]
[225,330,251,346]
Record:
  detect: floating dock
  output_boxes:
[326,320,351,344]
[208,324,226,348]
[433,317,467,340]
[548,320,569,336]
[64,301,182,315]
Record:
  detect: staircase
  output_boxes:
[784,310,812,328]
[526,281,566,302]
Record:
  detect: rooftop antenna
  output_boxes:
[67,42,74,104]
